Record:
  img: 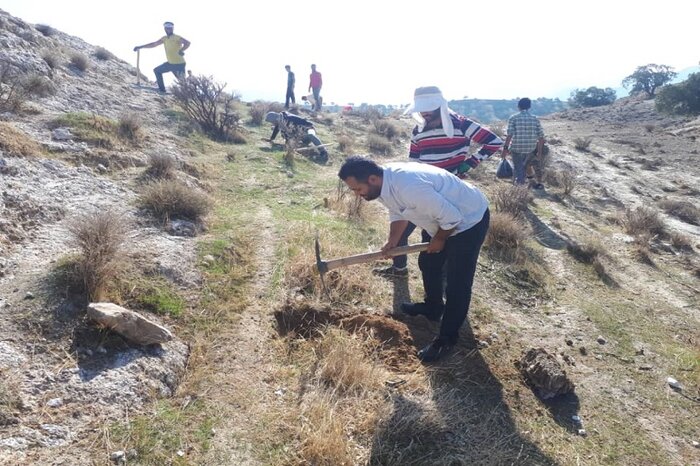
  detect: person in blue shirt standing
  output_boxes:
[338,156,490,362]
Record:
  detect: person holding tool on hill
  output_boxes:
[265,111,328,163]
[338,156,490,362]
[133,21,190,94]
[374,85,503,278]
[502,97,546,188]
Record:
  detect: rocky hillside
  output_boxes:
[1,8,699,466]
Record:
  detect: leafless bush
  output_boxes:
[547,137,562,145]
[669,232,695,252]
[367,134,391,155]
[139,179,211,222]
[336,135,353,153]
[67,209,129,301]
[491,184,531,217]
[35,24,56,36]
[0,61,28,112]
[171,74,243,142]
[21,74,55,97]
[485,212,526,262]
[556,170,578,195]
[145,153,177,179]
[118,113,143,142]
[623,206,665,237]
[69,53,89,72]
[248,101,270,126]
[658,199,699,225]
[573,137,592,151]
[567,239,604,264]
[94,47,114,61]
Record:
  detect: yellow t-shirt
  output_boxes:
[161,34,185,65]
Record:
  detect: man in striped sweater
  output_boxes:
[374,86,503,278]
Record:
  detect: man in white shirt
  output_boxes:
[338,157,490,362]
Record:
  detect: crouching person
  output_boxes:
[265,111,328,163]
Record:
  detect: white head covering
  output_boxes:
[403,86,454,137]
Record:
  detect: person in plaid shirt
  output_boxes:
[502,98,546,188]
[373,85,502,278]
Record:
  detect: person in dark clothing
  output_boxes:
[265,111,328,162]
[284,65,295,109]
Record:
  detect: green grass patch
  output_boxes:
[110,400,215,466]
[50,112,120,148]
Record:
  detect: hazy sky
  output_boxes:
[2,0,698,105]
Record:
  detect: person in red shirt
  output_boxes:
[308,64,323,111]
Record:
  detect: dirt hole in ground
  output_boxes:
[274,302,424,371]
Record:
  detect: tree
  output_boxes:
[622,64,676,98]
[568,87,617,108]
[655,72,700,115]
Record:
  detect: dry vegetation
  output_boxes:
[0,122,41,156]
[139,179,212,223]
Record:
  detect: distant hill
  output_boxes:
[447,97,567,123]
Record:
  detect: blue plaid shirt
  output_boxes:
[506,110,544,154]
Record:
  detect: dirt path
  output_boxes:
[201,206,277,466]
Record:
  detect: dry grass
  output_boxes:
[573,136,592,151]
[139,180,211,223]
[658,199,700,225]
[249,101,272,126]
[118,113,143,142]
[145,153,177,179]
[323,181,366,221]
[372,119,400,140]
[21,74,56,97]
[484,211,527,262]
[41,50,59,69]
[295,393,354,465]
[316,328,382,394]
[367,134,392,155]
[336,135,354,154]
[70,53,89,72]
[622,206,665,237]
[669,231,695,253]
[545,169,578,195]
[491,184,531,217]
[0,122,41,157]
[66,209,129,301]
[94,47,114,61]
[567,239,605,264]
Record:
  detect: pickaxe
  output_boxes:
[315,234,429,298]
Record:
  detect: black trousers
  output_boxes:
[418,209,490,343]
[154,62,185,92]
[285,87,295,108]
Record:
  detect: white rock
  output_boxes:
[51,127,73,141]
[87,302,173,345]
[46,397,63,408]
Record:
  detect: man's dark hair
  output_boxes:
[338,156,382,182]
[518,98,532,110]
[285,65,290,69]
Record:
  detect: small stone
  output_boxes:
[110,450,126,463]
[477,340,489,349]
[565,338,574,346]
[571,415,582,424]
[667,377,682,390]
[51,127,73,141]
[97,164,108,173]
[24,291,35,300]
[126,449,138,459]
[202,254,216,265]
[692,440,699,448]
[579,346,588,356]
[96,346,107,354]
[596,336,607,345]
[563,355,576,366]
[176,450,185,457]
[46,398,63,408]
[638,365,653,371]
[577,428,587,436]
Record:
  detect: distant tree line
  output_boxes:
[447,98,567,123]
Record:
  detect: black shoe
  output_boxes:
[400,302,443,322]
[373,265,408,278]
[533,183,545,190]
[418,337,454,362]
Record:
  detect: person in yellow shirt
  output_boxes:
[134,21,190,94]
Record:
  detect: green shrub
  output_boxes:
[655,72,700,115]
[568,86,616,108]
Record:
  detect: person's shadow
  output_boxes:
[368,281,560,465]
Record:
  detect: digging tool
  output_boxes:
[315,234,429,298]
[136,49,141,86]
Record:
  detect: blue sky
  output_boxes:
[2,0,698,105]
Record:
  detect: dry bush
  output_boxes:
[0,61,28,112]
[623,206,665,237]
[69,53,89,72]
[316,328,381,394]
[337,135,354,153]
[139,180,211,222]
[632,239,655,266]
[658,199,700,225]
[491,184,531,217]
[0,122,41,157]
[669,232,695,253]
[567,239,604,264]
[573,136,592,151]
[0,374,22,420]
[547,136,562,145]
[35,24,55,36]
[21,74,55,97]
[248,101,269,126]
[118,113,143,142]
[367,134,391,155]
[326,181,365,220]
[41,51,59,69]
[145,153,177,179]
[545,169,578,195]
[67,209,129,301]
[372,119,400,140]
[171,74,242,142]
[484,211,526,262]
[94,46,114,61]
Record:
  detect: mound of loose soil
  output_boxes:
[340,314,418,370]
[518,347,575,400]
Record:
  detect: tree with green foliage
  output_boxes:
[568,87,617,108]
[655,72,700,115]
[622,64,676,98]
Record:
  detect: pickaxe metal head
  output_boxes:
[315,233,331,299]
